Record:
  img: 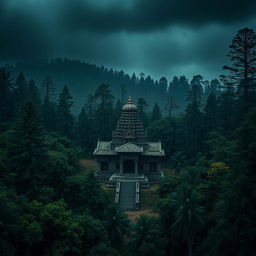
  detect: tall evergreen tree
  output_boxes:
[218,89,237,133]
[184,76,204,161]
[151,103,162,123]
[188,75,203,103]
[221,27,256,112]
[27,79,42,108]
[56,85,74,138]
[165,95,178,117]
[204,93,219,132]
[41,76,56,131]
[84,94,96,122]
[13,73,27,115]
[137,97,148,127]
[94,84,115,140]
[114,99,123,124]
[8,102,47,196]
[0,68,13,124]
[77,107,91,150]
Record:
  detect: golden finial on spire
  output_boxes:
[128,96,132,104]
[122,96,137,110]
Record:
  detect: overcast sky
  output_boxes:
[0,0,256,80]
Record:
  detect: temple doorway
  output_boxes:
[123,159,135,173]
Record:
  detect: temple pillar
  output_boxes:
[135,161,138,175]
[157,162,161,173]
[120,160,123,175]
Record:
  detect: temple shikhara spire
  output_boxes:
[112,96,146,143]
[94,96,165,210]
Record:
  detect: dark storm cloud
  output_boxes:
[0,0,53,61]
[62,0,256,32]
[0,0,255,80]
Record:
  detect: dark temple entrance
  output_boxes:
[123,159,135,173]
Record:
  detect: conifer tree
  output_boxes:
[151,103,162,122]
[77,106,91,150]
[56,85,74,138]
[0,68,13,123]
[221,28,256,112]
[41,76,56,131]
[94,84,115,140]
[114,99,123,123]
[204,93,218,132]
[183,76,204,161]
[27,79,42,108]
[165,96,178,117]
[13,73,27,114]
[8,102,47,195]
[137,97,148,127]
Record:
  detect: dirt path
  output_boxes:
[125,210,159,223]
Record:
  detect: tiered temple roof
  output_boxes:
[94,97,165,156]
[112,97,146,144]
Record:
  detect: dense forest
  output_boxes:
[4,59,221,114]
[0,27,256,256]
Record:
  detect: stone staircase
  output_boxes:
[119,181,136,210]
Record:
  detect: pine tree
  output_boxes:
[41,76,56,131]
[165,96,178,117]
[56,85,74,138]
[27,79,42,108]
[0,68,13,123]
[188,75,203,104]
[184,76,204,161]
[221,28,256,112]
[94,84,115,140]
[137,97,148,127]
[77,107,92,150]
[114,99,123,124]
[151,103,162,123]
[204,93,218,132]
[13,73,27,115]
[84,94,96,122]
[8,102,47,196]
[120,84,127,105]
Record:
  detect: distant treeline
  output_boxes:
[5,59,221,113]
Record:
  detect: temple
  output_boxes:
[94,97,165,209]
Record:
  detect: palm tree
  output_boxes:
[131,215,162,256]
[103,205,130,249]
[170,184,204,256]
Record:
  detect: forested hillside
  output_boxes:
[5,59,220,113]
[0,27,256,256]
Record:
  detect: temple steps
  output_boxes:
[119,181,136,210]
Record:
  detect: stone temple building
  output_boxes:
[94,97,165,210]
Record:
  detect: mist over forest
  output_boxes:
[4,59,221,114]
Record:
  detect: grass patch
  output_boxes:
[140,184,159,210]
[162,167,175,176]
[79,159,97,175]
